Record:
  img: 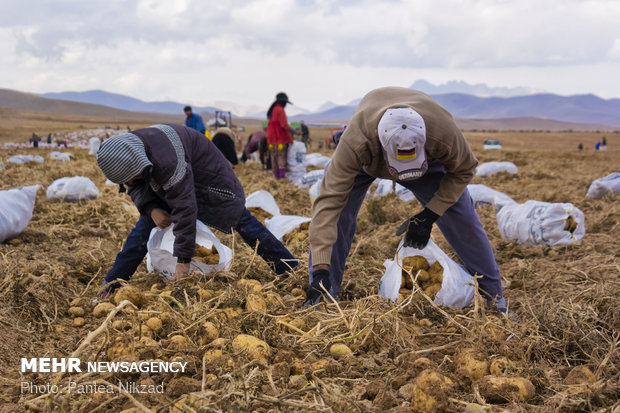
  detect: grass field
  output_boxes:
[0,123,618,412]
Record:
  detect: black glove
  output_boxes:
[304,269,332,306]
[396,208,440,249]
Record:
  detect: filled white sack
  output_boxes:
[585,172,620,199]
[286,141,307,183]
[496,200,585,246]
[245,190,281,217]
[265,215,311,241]
[146,220,232,280]
[0,185,40,243]
[373,179,394,198]
[8,155,44,164]
[476,161,518,177]
[379,240,475,308]
[46,176,99,201]
[300,169,325,188]
[467,184,516,210]
[309,178,322,201]
[88,137,101,155]
[49,151,73,161]
[304,153,331,168]
[395,183,416,202]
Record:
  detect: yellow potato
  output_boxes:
[145,317,163,333]
[424,283,442,300]
[478,376,536,402]
[73,317,85,327]
[456,349,489,381]
[113,285,146,307]
[232,334,271,362]
[411,369,455,412]
[564,366,596,385]
[245,293,267,312]
[247,207,273,224]
[428,261,444,284]
[200,321,219,345]
[489,356,513,376]
[194,244,220,265]
[236,279,262,293]
[169,335,189,350]
[93,302,115,318]
[402,255,429,272]
[329,343,353,359]
[68,306,85,317]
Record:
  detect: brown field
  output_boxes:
[0,123,618,412]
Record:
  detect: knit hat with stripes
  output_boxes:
[96,133,152,184]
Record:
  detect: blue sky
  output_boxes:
[1,0,619,111]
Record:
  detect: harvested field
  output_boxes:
[0,129,618,412]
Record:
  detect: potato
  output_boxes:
[264,292,285,308]
[169,335,189,351]
[417,269,431,283]
[236,279,262,293]
[464,403,487,413]
[456,349,489,381]
[245,293,267,312]
[490,356,513,376]
[232,334,271,362]
[402,255,429,272]
[247,207,273,224]
[478,376,535,402]
[428,261,444,284]
[197,288,214,301]
[418,318,433,327]
[283,222,310,244]
[112,320,131,330]
[411,369,455,412]
[203,349,223,363]
[194,244,220,265]
[200,321,219,345]
[220,307,243,319]
[93,302,115,318]
[146,317,163,333]
[329,343,353,359]
[73,317,85,327]
[291,288,305,297]
[113,285,146,307]
[564,366,596,385]
[68,306,85,317]
[424,283,442,300]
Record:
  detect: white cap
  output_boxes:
[378,108,428,181]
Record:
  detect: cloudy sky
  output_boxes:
[1,0,620,111]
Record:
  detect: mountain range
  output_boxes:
[0,80,616,128]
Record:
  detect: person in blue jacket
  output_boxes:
[184,106,206,134]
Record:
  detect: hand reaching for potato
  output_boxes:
[151,208,171,229]
[172,262,190,284]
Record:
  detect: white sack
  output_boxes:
[467,184,516,210]
[0,185,40,243]
[286,141,307,183]
[105,179,117,186]
[496,200,585,246]
[379,240,475,308]
[309,178,322,200]
[395,184,416,202]
[476,161,518,177]
[585,172,620,199]
[46,176,99,201]
[49,151,73,161]
[304,153,331,168]
[245,190,281,217]
[265,214,311,241]
[146,220,232,280]
[300,169,325,188]
[8,155,44,164]
[88,137,101,155]
[373,179,394,198]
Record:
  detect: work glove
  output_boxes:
[304,269,332,306]
[396,208,440,249]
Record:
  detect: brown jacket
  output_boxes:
[310,87,478,266]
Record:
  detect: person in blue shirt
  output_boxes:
[184,106,206,134]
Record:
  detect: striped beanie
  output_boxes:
[96,133,152,184]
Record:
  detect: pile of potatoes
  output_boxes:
[247,207,273,224]
[194,244,219,265]
[283,222,310,245]
[400,256,443,300]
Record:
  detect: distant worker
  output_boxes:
[212,127,238,165]
[578,143,583,151]
[241,130,269,168]
[266,92,294,179]
[300,120,310,147]
[306,87,508,315]
[595,141,601,150]
[184,106,206,134]
[95,124,298,297]
[601,136,607,150]
[30,133,41,148]
[47,133,52,144]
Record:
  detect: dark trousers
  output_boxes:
[309,159,503,302]
[104,209,297,291]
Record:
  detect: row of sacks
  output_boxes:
[0,177,100,242]
[5,152,73,164]
[146,190,311,280]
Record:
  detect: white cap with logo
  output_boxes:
[378,108,428,181]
